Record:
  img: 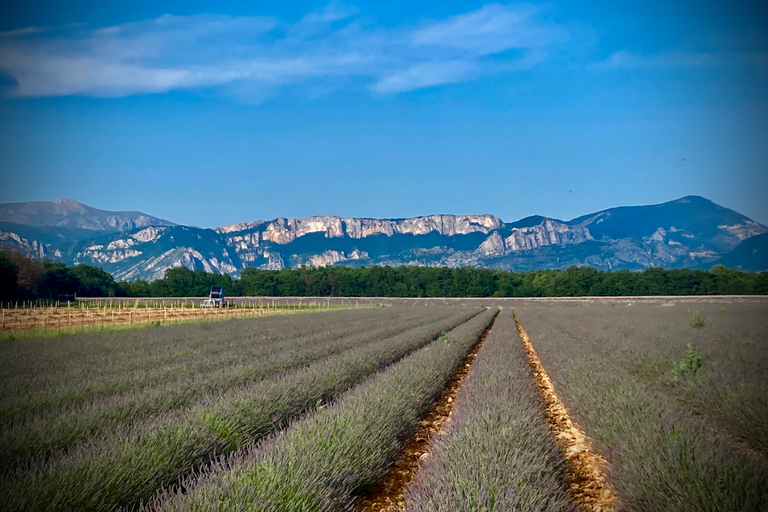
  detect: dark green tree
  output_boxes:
[0,252,19,302]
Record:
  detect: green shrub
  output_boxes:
[688,309,704,328]
[669,343,703,386]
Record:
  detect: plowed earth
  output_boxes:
[513,311,617,512]
[357,318,496,512]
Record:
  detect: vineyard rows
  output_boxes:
[1,300,766,511]
[0,298,353,334]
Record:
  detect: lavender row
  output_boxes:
[0,307,411,422]
[518,303,768,511]
[146,308,499,512]
[1,307,484,512]
[0,308,451,468]
[406,310,574,511]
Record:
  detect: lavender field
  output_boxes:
[0,306,486,511]
[516,299,768,511]
[1,299,766,511]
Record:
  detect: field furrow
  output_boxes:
[404,310,575,512]
[513,311,615,512]
[357,308,492,512]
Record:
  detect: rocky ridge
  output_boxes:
[2,196,766,279]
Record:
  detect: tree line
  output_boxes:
[2,250,766,302]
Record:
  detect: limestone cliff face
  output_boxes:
[76,227,167,265]
[132,226,164,243]
[262,217,346,244]
[222,215,590,269]
[112,247,239,281]
[477,219,592,257]
[221,232,261,256]
[217,214,503,270]
[478,232,506,256]
[302,249,369,269]
[0,231,48,259]
[340,214,502,240]
[215,220,264,234]
[218,214,503,244]
[504,219,592,251]
[262,251,285,270]
[718,220,767,242]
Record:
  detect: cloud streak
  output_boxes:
[0,3,568,99]
[594,49,768,71]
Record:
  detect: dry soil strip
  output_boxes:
[512,310,617,512]
[357,313,497,512]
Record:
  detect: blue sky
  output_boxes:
[0,1,766,227]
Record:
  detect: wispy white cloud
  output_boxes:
[371,60,477,93]
[0,27,48,38]
[594,49,768,71]
[412,4,567,55]
[287,1,360,38]
[0,3,568,99]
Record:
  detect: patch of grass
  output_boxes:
[628,354,669,383]
[688,309,705,328]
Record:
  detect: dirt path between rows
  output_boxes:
[356,313,497,512]
[512,310,617,512]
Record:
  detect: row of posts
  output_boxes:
[0,297,370,331]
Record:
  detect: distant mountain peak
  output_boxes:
[0,198,174,233]
[54,198,83,206]
[51,198,89,214]
[674,195,714,203]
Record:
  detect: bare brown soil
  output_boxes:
[357,316,496,512]
[513,311,617,512]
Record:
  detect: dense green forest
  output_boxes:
[1,250,766,302]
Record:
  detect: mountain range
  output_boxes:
[0,196,765,281]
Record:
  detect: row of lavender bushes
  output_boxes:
[1,307,454,468]
[406,310,575,511]
[2,307,483,512]
[518,303,768,511]
[1,308,420,420]
[144,308,499,512]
